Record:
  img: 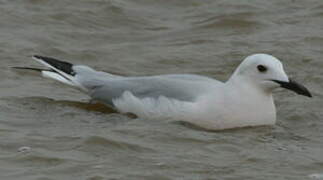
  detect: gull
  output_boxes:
[14,54,312,130]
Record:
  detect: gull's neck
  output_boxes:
[217,75,277,128]
[226,74,267,97]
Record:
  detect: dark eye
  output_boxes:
[257,65,267,72]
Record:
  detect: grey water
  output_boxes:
[0,0,322,179]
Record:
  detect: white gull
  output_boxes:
[15,54,311,130]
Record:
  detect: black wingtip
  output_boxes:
[11,67,49,72]
[32,55,75,76]
[33,55,49,60]
[33,55,41,59]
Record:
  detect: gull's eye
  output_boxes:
[257,65,267,73]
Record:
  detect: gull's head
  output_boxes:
[230,54,312,97]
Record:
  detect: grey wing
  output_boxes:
[87,75,220,107]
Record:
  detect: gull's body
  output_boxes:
[15,54,311,130]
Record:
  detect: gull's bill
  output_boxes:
[272,78,312,97]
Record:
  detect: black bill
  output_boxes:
[272,79,312,97]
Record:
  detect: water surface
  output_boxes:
[0,0,322,179]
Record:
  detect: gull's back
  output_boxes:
[82,72,223,106]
